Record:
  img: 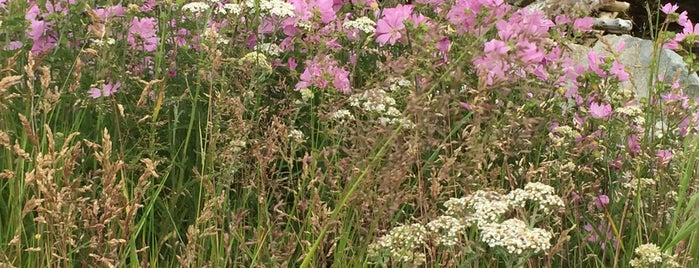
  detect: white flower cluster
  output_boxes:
[480,218,553,255]
[507,182,565,213]
[215,3,243,15]
[288,129,304,143]
[243,0,295,18]
[349,88,395,113]
[182,2,210,13]
[91,38,116,48]
[254,43,282,57]
[368,223,428,265]
[615,105,643,117]
[615,105,645,126]
[621,171,657,195]
[343,16,376,33]
[444,190,510,228]
[349,88,415,129]
[299,88,314,102]
[553,125,581,139]
[629,243,678,267]
[331,109,355,123]
[370,183,563,263]
[388,77,413,91]
[426,216,466,247]
[239,52,272,71]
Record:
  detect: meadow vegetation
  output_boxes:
[0,0,699,267]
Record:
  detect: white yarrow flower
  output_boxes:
[182,2,211,13]
[480,218,553,255]
[343,16,376,33]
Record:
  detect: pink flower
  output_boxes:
[587,51,606,78]
[678,11,690,28]
[661,3,679,14]
[332,67,350,94]
[657,149,673,165]
[128,17,159,52]
[459,101,471,110]
[437,37,450,53]
[375,4,413,46]
[594,194,609,210]
[589,102,612,119]
[89,81,121,98]
[610,61,629,81]
[573,17,594,32]
[627,134,641,155]
[288,58,297,70]
[555,15,571,25]
[4,41,23,51]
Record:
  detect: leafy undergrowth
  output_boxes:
[0,0,698,267]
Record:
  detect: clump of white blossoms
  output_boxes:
[629,243,679,267]
[368,223,428,265]
[553,125,581,139]
[331,109,355,123]
[507,182,565,213]
[243,0,295,18]
[349,86,415,129]
[238,52,272,71]
[480,218,553,255]
[287,129,304,144]
[215,3,242,15]
[90,38,116,48]
[426,216,467,247]
[343,16,376,33]
[254,43,282,57]
[182,2,210,14]
[444,190,511,228]
[388,77,413,91]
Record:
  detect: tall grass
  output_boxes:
[0,0,698,267]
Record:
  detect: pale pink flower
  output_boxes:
[375,4,413,46]
[661,3,679,14]
[610,61,629,81]
[589,102,612,119]
[657,149,673,165]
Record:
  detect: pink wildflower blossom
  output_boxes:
[627,134,641,155]
[610,61,629,81]
[128,17,159,52]
[661,3,679,14]
[89,81,121,98]
[594,194,609,210]
[375,4,413,46]
[573,17,594,31]
[657,149,673,165]
[589,102,612,119]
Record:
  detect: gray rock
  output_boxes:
[565,34,699,99]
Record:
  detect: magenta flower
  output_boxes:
[128,17,159,52]
[678,11,690,28]
[594,194,609,210]
[587,51,606,78]
[584,222,618,250]
[89,81,121,99]
[661,3,679,14]
[610,61,629,82]
[657,149,673,165]
[573,17,594,32]
[332,68,351,94]
[627,134,641,155]
[4,41,23,51]
[375,4,413,46]
[589,102,612,119]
